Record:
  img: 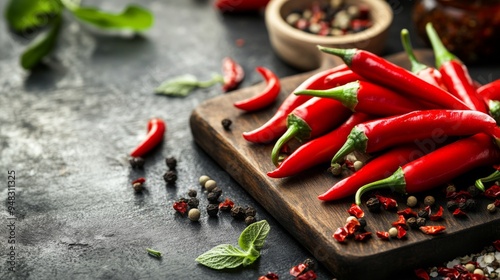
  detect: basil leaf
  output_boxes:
[20,15,62,70]
[5,0,62,32]
[61,0,153,31]
[238,220,270,251]
[155,74,223,97]
[195,244,249,270]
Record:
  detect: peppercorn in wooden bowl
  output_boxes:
[265,0,393,70]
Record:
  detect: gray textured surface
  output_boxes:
[1,1,499,280]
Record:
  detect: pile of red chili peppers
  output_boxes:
[241,23,500,208]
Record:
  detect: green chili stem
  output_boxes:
[354,167,407,205]
[295,81,360,111]
[271,114,311,166]
[146,248,162,258]
[475,170,500,191]
[488,100,500,124]
[330,126,367,165]
[400,29,428,75]
[317,45,356,65]
[425,22,456,68]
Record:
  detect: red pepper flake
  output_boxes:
[290,263,307,277]
[484,185,500,199]
[493,240,500,251]
[376,231,390,240]
[375,195,398,210]
[494,199,500,207]
[344,218,361,235]
[452,208,467,218]
[235,38,245,47]
[218,198,235,211]
[258,272,279,280]
[414,268,430,280]
[354,232,372,242]
[437,267,460,278]
[132,177,146,185]
[396,225,407,239]
[397,208,417,217]
[296,270,317,280]
[419,225,446,235]
[392,215,407,228]
[332,227,349,243]
[173,201,188,214]
[429,205,444,221]
[347,203,364,218]
[446,190,472,200]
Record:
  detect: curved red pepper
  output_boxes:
[242,64,353,143]
[222,57,244,92]
[318,46,471,110]
[130,118,166,158]
[295,80,428,116]
[234,67,280,111]
[331,109,500,164]
[270,97,351,166]
[354,133,500,205]
[267,113,371,178]
[426,23,488,113]
[318,144,430,201]
[215,0,270,12]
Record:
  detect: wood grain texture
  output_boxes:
[189,50,500,280]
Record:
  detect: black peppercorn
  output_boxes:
[366,197,381,212]
[245,216,256,225]
[188,197,200,208]
[163,170,177,184]
[206,204,219,217]
[132,182,143,192]
[207,192,220,203]
[458,201,467,210]
[467,185,481,197]
[446,200,459,211]
[303,258,316,271]
[357,218,367,231]
[221,118,232,131]
[407,217,418,229]
[166,157,177,170]
[188,189,197,197]
[230,205,246,220]
[464,198,476,211]
[178,197,188,204]
[245,206,257,217]
[416,217,426,227]
[129,157,145,169]
[211,187,222,198]
[417,209,429,219]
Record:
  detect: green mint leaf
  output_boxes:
[20,15,62,70]
[195,244,249,270]
[238,220,270,251]
[154,74,223,97]
[61,0,153,31]
[5,0,62,32]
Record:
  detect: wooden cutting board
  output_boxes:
[189,50,500,279]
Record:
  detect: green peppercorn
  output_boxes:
[416,217,426,227]
[366,197,381,212]
[406,217,418,229]
[163,170,177,184]
[446,200,459,211]
[188,197,200,208]
[206,204,219,217]
[204,179,217,192]
[199,175,210,187]
[244,206,256,217]
[230,205,246,220]
[406,196,418,208]
[129,157,145,169]
[166,156,177,170]
[245,216,256,225]
[188,189,197,197]
[188,208,201,222]
[423,195,435,206]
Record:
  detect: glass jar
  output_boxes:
[412,0,500,64]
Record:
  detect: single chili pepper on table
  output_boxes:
[318,144,431,201]
[295,80,428,116]
[317,46,471,110]
[221,57,244,92]
[242,64,354,143]
[270,97,351,166]
[400,28,447,90]
[234,66,281,111]
[130,118,166,158]
[267,113,371,178]
[331,109,500,165]
[425,23,488,113]
[354,133,500,205]
[477,79,500,122]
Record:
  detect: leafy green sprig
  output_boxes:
[4,0,154,70]
[196,220,270,269]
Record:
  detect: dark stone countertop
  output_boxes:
[0,1,498,279]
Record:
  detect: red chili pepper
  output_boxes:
[318,143,430,201]
[347,203,364,218]
[376,231,390,240]
[270,97,351,166]
[437,267,460,278]
[318,46,471,110]
[268,113,370,178]
[354,232,372,242]
[234,67,280,111]
[295,80,428,116]
[429,206,444,221]
[477,79,500,122]
[215,0,270,12]
[324,68,363,86]
[400,29,447,91]
[493,240,500,251]
[426,23,488,113]
[420,225,446,235]
[130,118,166,158]
[331,109,500,164]
[484,185,500,199]
[375,195,398,210]
[414,268,430,280]
[242,65,354,143]
[221,57,244,92]
[354,133,500,205]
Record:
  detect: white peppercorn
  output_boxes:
[487,203,497,213]
[473,268,484,276]
[188,208,201,222]
[424,195,435,206]
[199,175,210,187]
[353,160,364,171]
[465,263,475,272]
[388,227,398,238]
[204,179,217,192]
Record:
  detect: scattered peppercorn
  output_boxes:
[245,215,256,225]
[163,170,177,184]
[458,201,467,210]
[188,189,197,197]
[221,118,232,130]
[199,175,210,187]
[178,197,188,204]
[165,156,177,170]
[353,160,363,171]
[416,217,426,227]
[464,198,476,211]
[211,187,223,198]
[407,196,418,208]
[407,217,418,229]
[388,227,398,238]
[487,203,497,213]
[467,185,481,197]
[188,208,201,222]
[129,157,145,168]
[329,163,342,176]
[230,205,246,220]
[206,204,219,217]
[424,195,435,206]
[132,182,143,192]
[366,197,381,212]
[417,209,429,219]
[357,218,367,231]
[245,206,257,217]
[219,198,235,211]
[303,258,316,271]
[188,197,200,208]
[204,179,217,192]
[446,184,457,194]
[446,200,459,211]
[465,263,476,272]
[207,191,220,203]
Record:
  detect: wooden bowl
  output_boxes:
[265,0,394,70]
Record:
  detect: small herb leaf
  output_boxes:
[5,0,62,32]
[238,220,270,251]
[155,74,223,97]
[195,244,249,270]
[62,0,153,31]
[20,15,62,70]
